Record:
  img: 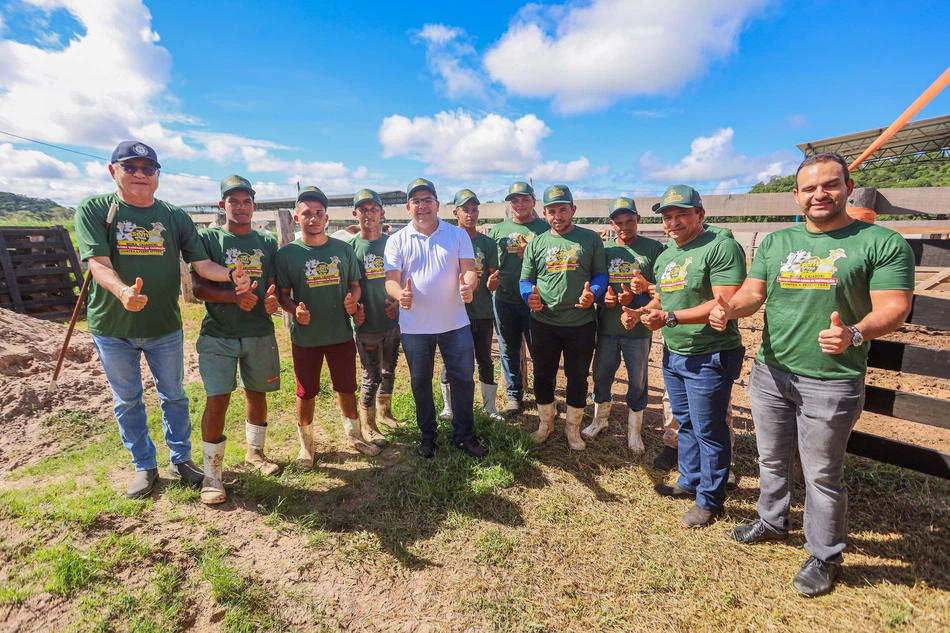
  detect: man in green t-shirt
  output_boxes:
[622,184,746,529]
[75,141,251,499]
[489,182,550,415]
[190,175,281,505]
[275,186,378,469]
[521,184,607,451]
[350,189,401,442]
[710,153,914,597]
[439,190,503,422]
[584,198,664,453]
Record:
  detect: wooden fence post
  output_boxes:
[275,209,296,331]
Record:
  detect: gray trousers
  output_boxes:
[748,361,865,564]
[354,327,401,408]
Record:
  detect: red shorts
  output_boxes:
[291,339,358,399]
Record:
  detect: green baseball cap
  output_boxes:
[297,185,329,208]
[453,189,480,207]
[505,181,535,201]
[608,197,638,219]
[353,188,383,209]
[407,177,437,199]
[220,174,255,199]
[652,185,703,213]
[543,184,573,207]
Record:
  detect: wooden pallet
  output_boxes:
[0,225,84,321]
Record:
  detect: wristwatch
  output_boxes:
[665,311,678,328]
[849,325,864,346]
[228,267,236,282]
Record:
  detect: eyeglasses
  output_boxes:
[409,197,437,207]
[117,163,158,177]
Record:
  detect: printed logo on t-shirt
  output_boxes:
[225,247,264,278]
[304,257,341,287]
[115,221,166,256]
[363,253,385,280]
[658,258,692,292]
[608,256,642,284]
[776,249,846,290]
[506,231,535,253]
[475,251,486,274]
[544,244,581,273]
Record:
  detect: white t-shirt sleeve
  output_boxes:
[458,227,475,259]
[383,233,402,272]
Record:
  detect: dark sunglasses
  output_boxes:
[117,163,158,177]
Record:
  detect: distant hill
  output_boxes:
[750,153,950,193]
[0,191,74,223]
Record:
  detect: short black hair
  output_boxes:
[795,152,851,187]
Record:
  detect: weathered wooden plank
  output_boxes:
[916,267,950,290]
[0,231,26,313]
[863,386,950,430]
[906,239,950,267]
[59,225,84,292]
[0,227,67,238]
[275,209,296,331]
[867,340,950,379]
[12,265,74,277]
[847,430,950,480]
[20,296,81,309]
[9,252,73,263]
[15,280,83,293]
[906,294,950,330]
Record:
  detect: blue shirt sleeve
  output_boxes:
[589,273,608,302]
[519,279,536,306]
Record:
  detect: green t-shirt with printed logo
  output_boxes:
[521,226,607,327]
[193,227,277,339]
[750,221,914,380]
[75,193,209,339]
[274,238,362,347]
[599,236,665,338]
[654,231,746,356]
[350,234,399,334]
[468,232,499,321]
[489,217,550,305]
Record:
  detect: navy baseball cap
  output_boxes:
[111,141,161,168]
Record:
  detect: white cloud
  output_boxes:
[415,23,487,100]
[528,157,592,182]
[640,127,796,185]
[483,0,767,114]
[190,132,293,165]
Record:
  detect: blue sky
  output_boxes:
[0,0,948,207]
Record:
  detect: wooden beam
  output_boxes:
[916,267,950,290]
[907,294,950,330]
[275,209,296,331]
[863,386,950,430]
[867,340,950,379]
[0,231,25,313]
[847,430,950,480]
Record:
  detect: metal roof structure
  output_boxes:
[796,114,950,168]
[180,190,407,214]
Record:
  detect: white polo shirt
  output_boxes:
[384,219,474,335]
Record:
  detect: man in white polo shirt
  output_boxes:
[384,178,484,459]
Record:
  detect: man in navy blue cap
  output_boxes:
[75,141,252,499]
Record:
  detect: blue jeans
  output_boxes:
[401,326,475,443]
[748,361,864,564]
[91,329,191,471]
[662,345,744,511]
[493,298,533,401]
[592,334,652,411]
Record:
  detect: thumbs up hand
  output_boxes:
[236,279,259,312]
[486,269,500,292]
[818,311,852,354]
[618,283,635,306]
[575,281,595,309]
[296,302,311,325]
[528,285,544,312]
[708,294,735,332]
[604,286,618,309]
[459,273,474,304]
[353,302,365,326]
[384,298,399,320]
[120,276,148,312]
[344,291,358,315]
[621,305,643,330]
[639,307,666,331]
[400,278,414,310]
[630,270,649,294]
[264,284,279,315]
[231,261,252,294]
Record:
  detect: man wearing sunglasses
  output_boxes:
[76,141,252,500]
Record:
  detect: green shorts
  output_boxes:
[196,333,281,396]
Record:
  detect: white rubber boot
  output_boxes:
[565,405,587,451]
[360,406,388,447]
[376,393,398,427]
[582,401,611,440]
[296,424,316,471]
[480,382,504,422]
[245,421,280,476]
[628,409,645,454]
[439,383,453,421]
[342,415,381,456]
[532,402,557,444]
[200,439,227,505]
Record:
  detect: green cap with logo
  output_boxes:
[608,196,638,219]
[297,185,329,208]
[353,188,383,209]
[542,184,573,207]
[220,174,255,199]
[505,181,535,201]
[453,189,479,207]
[407,177,437,200]
[652,185,703,213]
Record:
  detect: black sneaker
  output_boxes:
[726,518,789,544]
[418,437,437,459]
[654,482,695,499]
[453,437,488,458]
[792,556,841,597]
[505,398,522,417]
[653,446,678,472]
